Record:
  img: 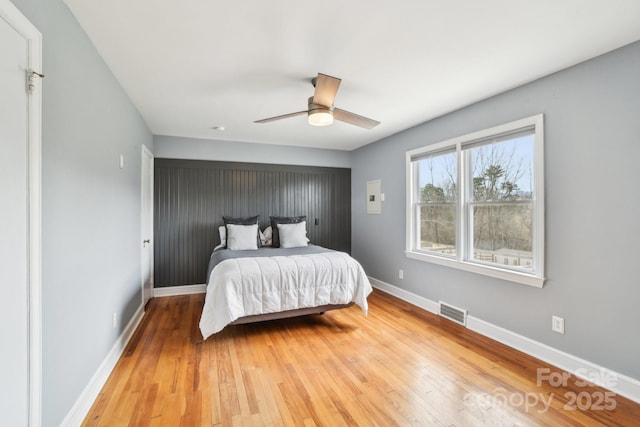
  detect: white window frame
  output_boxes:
[405,114,545,287]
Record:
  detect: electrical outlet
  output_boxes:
[399,269,404,279]
[552,316,564,334]
[112,312,118,329]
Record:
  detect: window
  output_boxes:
[406,115,544,287]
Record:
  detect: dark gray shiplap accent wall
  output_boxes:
[154,159,351,287]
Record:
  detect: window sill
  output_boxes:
[405,250,545,288]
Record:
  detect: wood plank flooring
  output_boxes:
[82,290,640,426]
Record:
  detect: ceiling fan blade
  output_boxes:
[333,108,380,129]
[312,73,341,107]
[254,110,307,124]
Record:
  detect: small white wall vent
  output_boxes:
[438,301,467,326]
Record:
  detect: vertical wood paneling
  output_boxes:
[154,159,351,287]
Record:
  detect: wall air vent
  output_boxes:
[438,301,467,326]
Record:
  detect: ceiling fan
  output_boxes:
[254,73,380,129]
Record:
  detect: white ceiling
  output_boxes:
[64,0,640,151]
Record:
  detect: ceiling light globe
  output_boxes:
[308,110,333,126]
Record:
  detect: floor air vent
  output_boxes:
[438,301,467,326]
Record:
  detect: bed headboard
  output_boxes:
[154,159,351,287]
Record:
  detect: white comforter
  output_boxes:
[199,251,372,338]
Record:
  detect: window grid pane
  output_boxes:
[467,202,533,271]
[470,133,534,202]
[413,150,457,255]
[417,203,456,256]
[464,131,534,271]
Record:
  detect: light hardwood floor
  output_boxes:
[83,290,640,426]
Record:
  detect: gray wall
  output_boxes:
[352,41,640,380]
[11,0,153,425]
[154,159,351,287]
[154,134,352,168]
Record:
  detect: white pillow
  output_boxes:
[226,224,259,250]
[262,226,273,246]
[278,221,308,248]
[218,225,226,246]
[212,225,227,251]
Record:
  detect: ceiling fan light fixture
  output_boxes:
[308,109,334,126]
[255,74,379,129]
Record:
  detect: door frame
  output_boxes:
[141,144,154,306]
[1,1,43,425]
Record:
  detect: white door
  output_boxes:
[141,145,154,306]
[0,2,42,425]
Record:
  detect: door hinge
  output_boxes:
[26,70,44,95]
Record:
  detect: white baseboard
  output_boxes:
[368,277,439,314]
[369,276,640,404]
[61,284,205,425]
[153,283,206,297]
[60,304,145,427]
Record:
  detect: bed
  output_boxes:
[199,244,372,339]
